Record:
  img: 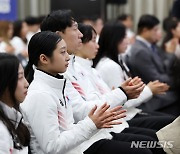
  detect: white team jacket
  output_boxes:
[95,57,153,120]
[0,102,28,154]
[21,69,112,154]
[64,55,129,133]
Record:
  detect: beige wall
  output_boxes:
[107,0,174,31]
[17,0,50,19]
[17,0,173,29]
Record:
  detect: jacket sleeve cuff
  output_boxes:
[118,86,129,100]
[84,116,97,130]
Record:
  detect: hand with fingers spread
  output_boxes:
[147,80,169,95]
[120,77,145,99]
[88,103,126,129]
[129,76,142,86]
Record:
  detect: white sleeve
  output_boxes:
[0,122,12,154]
[65,80,127,122]
[87,88,127,107]
[66,80,103,122]
[96,61,153,108]
[21,93,97,154]
[11,37,25,55]
[89,69,127,107]
[96,61,124,89]
[123,86,153,108]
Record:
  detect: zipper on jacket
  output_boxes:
[62,79,67,108]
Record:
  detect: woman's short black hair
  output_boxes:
[78,23,96,43]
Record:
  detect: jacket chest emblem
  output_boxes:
[59,99,64,106]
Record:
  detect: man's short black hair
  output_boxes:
[138,14,159,34]
[40,9,75,32]
[25,16,39,25]
[117,14,131,21]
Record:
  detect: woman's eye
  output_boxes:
[61,51,66,54]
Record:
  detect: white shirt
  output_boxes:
[11,37,27,56]
[0,41,8,53]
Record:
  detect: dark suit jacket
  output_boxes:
[126,39,178,111]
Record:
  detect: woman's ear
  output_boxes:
[39,54,49,64]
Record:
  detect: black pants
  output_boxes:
[84,134,152,154]
[84,112,173,154]
[122,127,157,140]
[84,130,165,154]
[128,111,175,130]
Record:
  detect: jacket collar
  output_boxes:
[75,56,93,69]
[0,101,22,129]
[136,35,152,49]
[34,69,65,91]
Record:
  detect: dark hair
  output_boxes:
[13,20,27,43]
[172,59,180,92]
[25,16,39,25]
[137,14,159,34]
[117,14,131,21]
[37,15,46,25]
[163,16,174,32]
[25,31,62,84]
[41,10,75,32]
[162,18,180,50]
[78,23,96,43]
[93,21,126,67]
[79,15,92,23]
[0,53,30,149]
[13,20,23,37]
[91,15,102,23]
[0,53,19,106]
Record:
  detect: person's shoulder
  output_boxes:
[0,120,12,140]
[11,36,22,42]
[131,40,147,50]
[0,121,8,132]
[96,57,120,73]
[99,57,118,66]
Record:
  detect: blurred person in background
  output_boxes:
[0,21,15,54]
[171,0,180,19]
[11,20,29,68]
[25,16,40,43]
[79,15,93,26]
[91,15,104,42]
[161,17,180,59]
[117,14,135,45]
[125,15,180,115]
